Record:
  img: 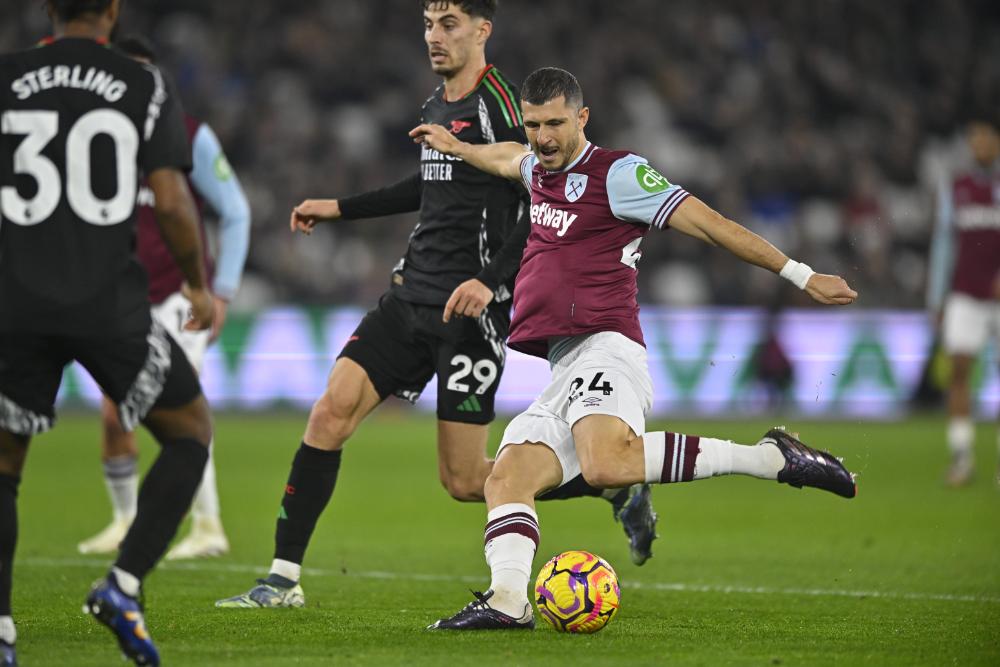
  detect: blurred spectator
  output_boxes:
[4,0,998,309]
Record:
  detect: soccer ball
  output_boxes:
[534,550,620,633]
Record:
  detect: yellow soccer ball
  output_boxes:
[534,550,620,633]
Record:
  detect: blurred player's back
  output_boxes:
[0,38,186,335]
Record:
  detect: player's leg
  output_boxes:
[436,420,492,501]
[0,331,67,663]
[941,293,986,486]
[571,415,855,497]
[215,357,381,609]
[78,322,209,665]
[77,396,139,554]
[946,353,976,485]
[153,293,228,560]
[432,313,652,555]
[218,294,430,608]
[430,436,564,630]
[432,309,505,501]
[269,357,381,584]
[0,431,29,663]
[567,335,855,498]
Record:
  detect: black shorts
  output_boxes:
[339,290,509,425]
[0,319,202,436]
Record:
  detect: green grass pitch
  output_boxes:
[12,411,1000,665]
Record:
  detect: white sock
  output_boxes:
[948,417,974,459]
[270,558,301,584]
[644,431,784,482]
[484,503,538,618]
[0,616,15,645]
[111,567,141,597]
[642,432,666,483]
[191,441,221,522]
[696,437,785,480]
[103,454,138,522]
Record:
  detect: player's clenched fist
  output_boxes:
[182,283,216,331]
[410,123,463,156]
[804,274,858,306]
[443,279,495,322]
[290,199,341,235]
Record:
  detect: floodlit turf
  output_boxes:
[13,411,1000,665]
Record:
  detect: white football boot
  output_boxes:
[77,517,132,555]
[165,515,230,560]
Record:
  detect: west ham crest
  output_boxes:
[565,173,588,203]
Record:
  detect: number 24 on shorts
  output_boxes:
[568,372,615,405]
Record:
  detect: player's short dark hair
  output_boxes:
[420,0,497,21]
[116,35,157,62]
[46,0,114,22]
[521,67,584,110]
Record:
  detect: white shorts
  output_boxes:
[497,332,653,487]
[943,292,1000,356]
[151,292,210,373]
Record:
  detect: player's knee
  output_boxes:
[440,470,486,502]
[100,399,125,440]
[483,454,534,504]
[183,395,213,446]
[309,390,362,444]
[577,446,626,489]
[950,361,973,384]
[578,461,618,489]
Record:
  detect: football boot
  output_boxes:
[428,590,534,630]
[166,515,230,560]
[84,574,159,666]
[610,483,658,565]
[763,428,857,498]
[77,517,131,555]
[215,574,305,608]
[0,640,15,667]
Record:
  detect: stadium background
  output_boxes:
[5,0,1000,417]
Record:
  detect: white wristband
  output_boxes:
[780,259,815,290]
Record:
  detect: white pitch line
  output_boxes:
[21,557,1000,605]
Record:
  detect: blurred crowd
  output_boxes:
[4,0,999,310]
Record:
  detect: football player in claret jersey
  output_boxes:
[218,0,658,611]
[0,0,214,663]
[412,67,859,630]
[77,35,251,560]
[927,117,1000,486]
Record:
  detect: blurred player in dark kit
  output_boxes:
[0,1,216,663]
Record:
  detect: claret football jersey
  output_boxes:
[509,143,689,358]
[948,168,1000,299]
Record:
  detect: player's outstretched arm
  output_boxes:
[290,199,342,235]
[290,172,423,235]
[148,167,215,329]
[669,196,858,305]
[409,123,528,181]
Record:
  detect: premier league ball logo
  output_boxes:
[565,173,588,203]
